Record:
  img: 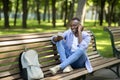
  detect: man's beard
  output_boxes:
[72,29,77,34]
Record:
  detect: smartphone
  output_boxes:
[75,25,84,34]
[75,27,78,34]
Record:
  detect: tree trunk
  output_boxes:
[118,17,120,26]
[22,0,28,28]
[52,0,56,28]
[68,0,75,24]
[60,1,64,19]
[108,0,117,26]
[76,0,87,25]
[99,0,106,26]
[43,0,48,21]
[94,0,99,26]
[0,6,1,20]
[36,0,41,24]
[48,0,50,22]
[14,0,19,27]
[64,0,68,27]
[2,0,10,28]
[94,7,98,26]
[107,0,111,27]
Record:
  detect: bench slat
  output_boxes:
[0,51,22,58]
[0,38,51,46]
[0,74,21,80]
[0,64,18,72]
[0,68,20,78]
[0,32,56,41]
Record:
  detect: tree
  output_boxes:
[76,0,87,25]
[22,0,28,28]
[92,0,106,26]
[14,0,19,27]
[68,0,75,23]
[52,0,56,28]
[0,1,2,20]
[35,0,41,24]
[91,0,99,26]
[63,0,68,27]
[107,0,117,26]
[47,0,50,22]
[2,0,10,28]
[99,0,106,26]
[43,0,48,21]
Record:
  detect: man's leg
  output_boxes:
[49,40,73,74]
[56,40,67,62]
[71,52,87,68]
[60,48,86,69]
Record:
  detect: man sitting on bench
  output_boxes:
[50,17,93,75]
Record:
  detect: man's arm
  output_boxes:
[77,25,83,44]
[77,31,91,50]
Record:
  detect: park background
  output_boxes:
[0,0,120,57]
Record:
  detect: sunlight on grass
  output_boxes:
[97,41,110,45]
[96,41,113,57]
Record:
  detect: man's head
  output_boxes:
[70,17,83,34]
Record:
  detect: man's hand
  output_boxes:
[74,24,83,37]
[77,25,83,43]
[78,24,83,32]
[53,35,63,42]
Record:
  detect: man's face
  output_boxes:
[70,20,79,33]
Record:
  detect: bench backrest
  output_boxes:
[104,27,120,57]
[0,31,99,79]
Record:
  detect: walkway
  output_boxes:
[86,67,120,80]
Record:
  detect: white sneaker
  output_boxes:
[63,65,73,73]
[49,65,60,75]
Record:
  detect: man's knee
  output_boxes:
[77,48,85,54]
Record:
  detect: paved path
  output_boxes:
[86,68,120,80]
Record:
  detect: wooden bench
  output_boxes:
[104,27,120,58]
[0,30,120,80]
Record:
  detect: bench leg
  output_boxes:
[107,64,120,78]
[115,65,120,78]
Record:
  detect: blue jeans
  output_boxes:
[56,40,87,69]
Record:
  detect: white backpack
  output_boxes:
[19,49,44,80]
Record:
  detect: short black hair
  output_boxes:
[71,17,80,22]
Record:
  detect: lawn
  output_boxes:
[0,19,113,57]
[87,26,113,57]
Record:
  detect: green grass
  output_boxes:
[0,19,66,35]
[0,19,113,57]
[87,26,113,57]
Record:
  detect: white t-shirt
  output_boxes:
[71,35,79,52]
